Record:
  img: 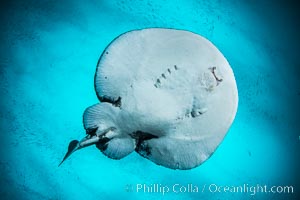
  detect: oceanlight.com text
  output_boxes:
[124,183,294,196]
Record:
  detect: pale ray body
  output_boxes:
[60,28,238,170]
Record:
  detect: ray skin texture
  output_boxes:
[60,28,238,170]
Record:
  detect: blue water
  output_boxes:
[0,0,299,199]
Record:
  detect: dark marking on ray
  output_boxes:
[135,142,152,157]
[99,95,122,107]
[86,127,98,136]
[211,66,223,84]
[131,131,158,157]
[96,137,110,151]
[154,79,161,88]
[154,65,179,88]
[191,111,197,118]
[191,109,201,118]
[139,143,152,156]
[131,131,158,141]
[191,109,206,118]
